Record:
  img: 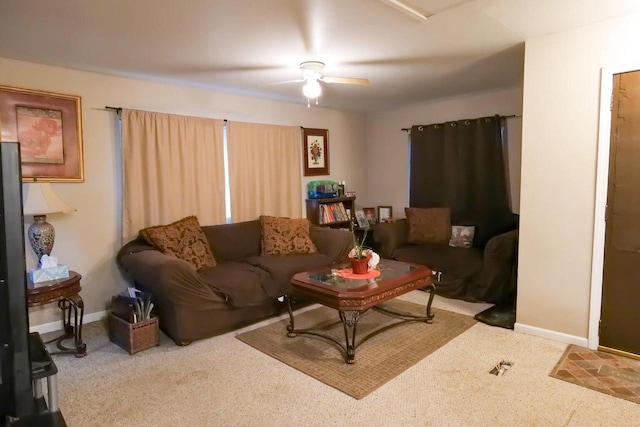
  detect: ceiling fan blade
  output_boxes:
[259,79,305,87]
[158,64,286,74]
[322,77,370,85]
[342,53,473,68]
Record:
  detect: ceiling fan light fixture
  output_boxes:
[302,78,322,99]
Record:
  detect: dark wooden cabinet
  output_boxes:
[306,196,356,228]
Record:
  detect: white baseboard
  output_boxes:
[514,322,588,347]
[29,310,108,335]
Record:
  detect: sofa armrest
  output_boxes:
[310,226,352,264]
[484,229,518,260]
[118,249,226,307]
[480,229,519,302]
[373,219,409,258]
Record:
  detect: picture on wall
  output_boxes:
[302,127,329,176]
[0,85,84,182]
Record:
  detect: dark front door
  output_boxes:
[600,70,640,357]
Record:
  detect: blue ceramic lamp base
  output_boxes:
[27,214,55,265]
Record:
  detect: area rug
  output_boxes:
[236,299,476,399]
[549,344,640,404]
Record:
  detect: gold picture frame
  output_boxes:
[0,85,84,182]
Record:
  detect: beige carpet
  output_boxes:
[236,299,476,399]
[550,344,640,404]
[43,292,640,426]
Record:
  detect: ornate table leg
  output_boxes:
[285,296,297,337]
[53,295,87,357]
[339,310,360,364]
[423,282,436,322]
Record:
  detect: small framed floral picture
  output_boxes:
[302,127,329,176]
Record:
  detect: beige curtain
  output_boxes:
[121,109,225,241]
[228,121,302,222]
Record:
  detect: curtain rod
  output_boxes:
[105,106,122,114]
[105,107,231,124]
[401,114,522,132]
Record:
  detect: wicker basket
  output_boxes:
[108,313,159,354]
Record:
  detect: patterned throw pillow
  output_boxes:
[140,216,216,271]
[260,216,318,256]
[405,207,451,244]
[449,225,475,248]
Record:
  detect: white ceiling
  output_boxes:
[1,0,639,112]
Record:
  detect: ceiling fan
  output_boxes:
[262,61,369,106]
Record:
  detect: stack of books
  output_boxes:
[319,202,350,224]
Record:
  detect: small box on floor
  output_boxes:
[108,313,159,355]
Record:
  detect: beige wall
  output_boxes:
[0,57,367,328]
[517,13,640,340]
[364,87,523,216]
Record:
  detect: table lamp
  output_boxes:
[22,182,75,265]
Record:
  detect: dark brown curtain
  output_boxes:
[409,115,514,246]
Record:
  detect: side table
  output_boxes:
[27,271,87,358]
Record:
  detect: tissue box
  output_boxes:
[29,265,69,284]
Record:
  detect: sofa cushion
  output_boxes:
[247,253,332,295]
[405,207,451,244]
[449,225,475,248]
[260,216,318,255]
[140,216,216,271]
[309,226,352,263]
[198,261,273,308]
[393,243,484,279]
[203,219,262,262]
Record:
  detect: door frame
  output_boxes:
[589,63,640,349]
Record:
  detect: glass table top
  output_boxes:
[301,259,422,290]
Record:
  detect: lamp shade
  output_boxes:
[22,183,75,216]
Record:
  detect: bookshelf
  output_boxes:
[305,196,356,228]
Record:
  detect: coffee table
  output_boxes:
[287,259,435,364]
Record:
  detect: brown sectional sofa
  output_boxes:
[374,217,518,304]
[116,219,352,344]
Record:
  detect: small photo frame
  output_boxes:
[0,85,84,182]
[355,210,369,228]
[302,127,329,176]
[363,207,377,225]
[378,206,393,222]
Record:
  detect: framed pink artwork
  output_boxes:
[302,127,329,176]
[0,85,84,182]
